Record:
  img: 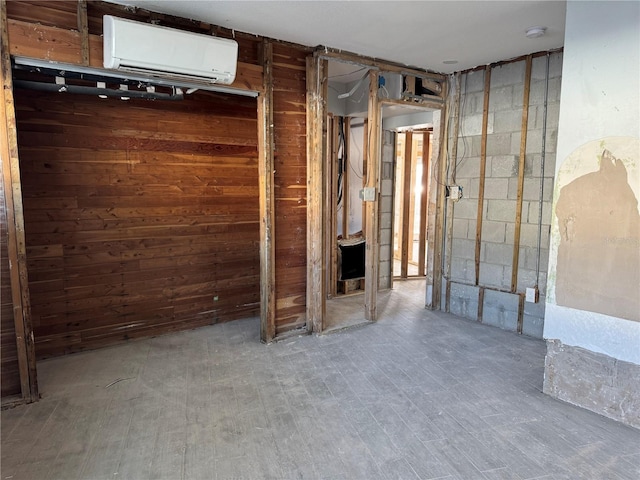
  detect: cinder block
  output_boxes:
[483,178,509,199]
[486,199,516,222]
[457,135,481,158]
[487,155,519,178]
[383,130,394,145]
[491,60,525,87]
[481,220,507,243]
[519,223,540,248]
[482,289,519,331]
[531,53,563,80]
[493,109,523,134]
[379,245,391,262]
[452,197,479,220]
[510,131,522,155]
[449,282,479,320]
[456,155,480,178]
[382,161,393,180]
[483,241,514,266]
[478,262,505,288]
[462,69,486,94]
[524,293,546,318]
[452,218,468,239]
[452,238,476,260]
[380,196,392,213]
[516,268,537,291]
[461,177,479,199]
[545,129,558,154]
[486,133,513,156]
[488,86,514,112]
[522,177,554,201]
[461,91,485,115]
[526,129,544,155]
[522,314,544,338]
[380,212,392,228]
[507,177,519,200]
[461,113,494,136]
[450,257,474,282]
[528,201,552,226]
[466,219,477,240]
[381,178,393,197]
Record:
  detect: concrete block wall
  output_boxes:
[379,130,395,290]
[445,52,563,338]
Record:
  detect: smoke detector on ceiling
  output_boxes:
[526,26,547,39]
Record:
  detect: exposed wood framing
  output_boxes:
[427,83,449,309]
[511,55,532,292]
[328,116,338,296]
[342,118,350,240]
[400,131,413,278]
[417,131,430,276]
[381,97,444,111]
[305,54,326,333]
[474,66,491,285]
[0,0,37,402]
[477,287,485,322]
[6,19,263,92]
[76,0,89,66]
[444,73,462,285]
[316,47,445,85]
[258,40,276,343]
[517,294,525,334]
[361,119,368,234]
[364,70,381,321]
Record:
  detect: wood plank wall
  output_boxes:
[2,0,311,364]
[1,175,20,396]
[14,87,260,358]
[272,43,308,334]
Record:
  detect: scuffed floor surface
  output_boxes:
[2,282,639,479]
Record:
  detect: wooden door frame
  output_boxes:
[306,49,447,330]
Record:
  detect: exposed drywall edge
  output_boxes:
[544,339,640,429]
[544,303,640,365]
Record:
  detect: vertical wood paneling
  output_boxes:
[15,87,260,358]
[272,43,308,334]
[0,177,20,397]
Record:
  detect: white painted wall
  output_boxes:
[544,1,640,364]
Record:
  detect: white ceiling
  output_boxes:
[106,0,566,75]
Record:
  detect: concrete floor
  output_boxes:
[2,282,639,480]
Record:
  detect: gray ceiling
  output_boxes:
[106,0,566,74]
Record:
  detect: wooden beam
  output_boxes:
[328,116,338,296]
[417,131,430,276]
[380,97,444,111]
[427,81,449,309]
[342,118,350,240]
[475,66,491,285]
[511,55,532,292]
[400,131,413,278]
[305,54,326,333]
[258,40,276,343]
[364,70,381,321]
[0,0,37,402]
[77,0,89,66]
[6,19,263,92]
[315,47,446,85]
[361,118,368,234]
[444,73,462,280]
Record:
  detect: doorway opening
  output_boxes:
[393,129,433,279]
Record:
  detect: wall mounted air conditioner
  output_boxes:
[103,15,238,85]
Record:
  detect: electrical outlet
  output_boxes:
[447,185,462,201]
[525,287,539,303]
[360,187,376,202]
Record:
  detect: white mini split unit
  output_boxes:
[103,15,238,85]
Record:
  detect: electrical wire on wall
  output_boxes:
[336,116,346,208]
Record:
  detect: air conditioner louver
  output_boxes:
[103,15,238,85]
